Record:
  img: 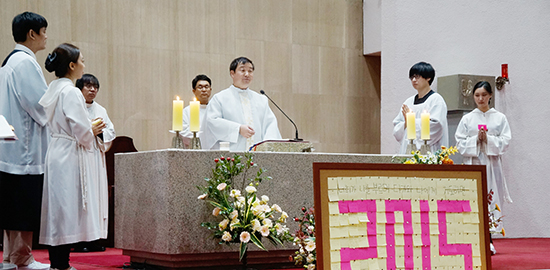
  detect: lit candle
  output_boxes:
[421,110,430,140]
[189,97,200,132]
[172,96,183,131]
[406,111,416,140]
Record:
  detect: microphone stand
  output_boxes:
[260,90,303,142]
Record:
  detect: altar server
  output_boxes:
[393,62,448,154]
[0,12,50,270]
[455,81,512,253]
[180,74,211,147]
[202,57,281,151]
[39,43,103,270]
[74,73,115,252]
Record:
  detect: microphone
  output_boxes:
[260,90,303,141]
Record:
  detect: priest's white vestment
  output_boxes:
[393,92,449,154]
[201,85,281,151]
[39,78,104,245]
[455,108,512,230]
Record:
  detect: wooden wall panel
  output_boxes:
[0,0,380,153]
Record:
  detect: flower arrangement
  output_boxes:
[197,153,291,261]
[290,207,316,270]
[402,146,458,164]
[487,189,505,236]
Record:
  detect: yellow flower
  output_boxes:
[495,204,501,212]
[502,228,506,237]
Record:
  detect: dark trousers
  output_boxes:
[48,244,72,269]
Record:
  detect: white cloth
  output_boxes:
[0,44,49,174]
[181,104,207,138]
[85,101,116,237]
[201,85,282,151]
[455,108,512,228]
[38,78,103,246]
[392,92,449,154]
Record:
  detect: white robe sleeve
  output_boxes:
[427,96,448,147]
[63,88,95,151]
[486,114,511,156]
[180,106,193,138]
[96,104,116,152]
[392,109,406,144]
[12,58,48,126]
[202,95,241,149]
[455,114,479,158]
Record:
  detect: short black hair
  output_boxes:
[44,43,80,78]
[409,62,435,85]
[192,74,211,89]
[12,12,48,43]
[229,57,254,72]
[76,74,100,90]
[473,81,492,95]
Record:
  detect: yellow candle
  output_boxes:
[406,111,416,140]
[421,111,430,140]
[172,96,183,131]
[189,97,200,132]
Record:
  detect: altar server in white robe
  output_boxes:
[74,73,115,251]
[179,74,211,147]
[455,81,511,251]
[39,43,104,270]
[393,62,448,154]
[0,12,50,270]
[202,57,282,151]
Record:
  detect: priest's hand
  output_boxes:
[92,118,106,136]
[240,125,255,138]
[401,104,410,129]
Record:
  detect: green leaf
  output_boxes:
[250,233,266,251]
[239,242,248,261]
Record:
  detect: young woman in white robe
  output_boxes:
[38,43,104,270]
[455,81,512,254]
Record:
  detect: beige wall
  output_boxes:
[0,0,380,153]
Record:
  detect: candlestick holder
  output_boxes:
[190,131,201,149]
[420,139,430,155]
[406,139,417,154]
[171,131,184,149]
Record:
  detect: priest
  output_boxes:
[201,57,281,151]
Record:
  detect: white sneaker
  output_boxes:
[19,261,50,270]
[490,243,497,255]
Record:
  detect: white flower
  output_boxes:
[230,189,241,198]
[217,183,227,191]
[305,240,316,252]
[260,226,270,237]
[251,219,262,232]
[261,195,269,202]
[237,196,245,203]
[222,231,232,242]
[308,225,314,231]
[245,185,256,193]
[262,218,273,228]
[212,207,221,216]
[307,253,315,263]
[229,210,239,220]
[197,194,207,200]
[279,211,288,223]
[240,231,251,243]
[271,204,282,213]
[219,219,229,230]
[230,219,240,231]
[274,223,285,235]
[307,264,316,270]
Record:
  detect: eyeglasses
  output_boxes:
[84,83,99,90]
[196,85,211,90]
[409,75,423,81]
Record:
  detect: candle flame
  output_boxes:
[176,96,180,101]
[423,109,428,113]
[194,97,197,102]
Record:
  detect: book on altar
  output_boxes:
[249,139,313,152]
[0,115,17,140]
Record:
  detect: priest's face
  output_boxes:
[230,62,254,90]
[81,82,99,104]
[192,80,211,105]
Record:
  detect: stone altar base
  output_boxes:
[115,150,398,269]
